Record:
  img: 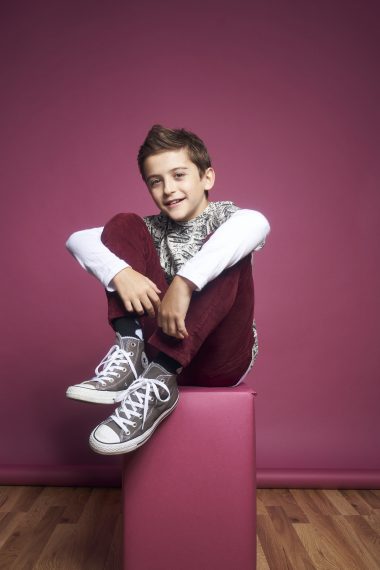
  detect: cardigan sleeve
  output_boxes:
[66,227,129,291]
[176,209,270,291]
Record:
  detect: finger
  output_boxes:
[131,299,145,316]
[175,317,189,339]
[174,330,185,339]
[141,295,155,318]
[146,278,161,294]
[147,290,161,310]
[167,317,178,338]
[161,316,171,335]
[161,317,169,335]
[125,300,134,313]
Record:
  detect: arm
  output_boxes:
[66,227,161,316]
[177,209,270,290]
[159,209,270,339]
[66,227,128,291]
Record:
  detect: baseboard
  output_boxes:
[0,465,379,488]
[0,464,122,487]
[256,469,380,489]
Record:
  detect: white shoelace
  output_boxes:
[111,377,171,433]
[85,345,138,387]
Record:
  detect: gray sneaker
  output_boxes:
[66,334,148,404]
[89,362,179,454]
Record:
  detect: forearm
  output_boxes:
[177,209,270,290]
[158,275,196,339]
[66,227,129,290]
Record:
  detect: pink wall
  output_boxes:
[1,0,379,484]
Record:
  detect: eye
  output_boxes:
[174,173,185,179]
[150,179,160,187]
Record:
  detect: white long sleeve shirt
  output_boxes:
[66,202,270,291]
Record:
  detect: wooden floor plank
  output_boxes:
[307,490,340,516]
[296,508,380,570]
[0,512,24,551]
[60,487,93,523]
[359,490,380,510]
[257,494,269,516]
[0,486,30,512]
[0,486,378,569]
[8,486,44,513]
[36,489,121,570]
[339,489,375,515]
[68,488,120,569]
[364,511,380,534]
[257,513,292,569]
[321,489,359,515]
[11,506,65,570]
[103,513,123,570]
[0,511,32,569]
[257,536,271,570]
[258,489,308,523]
[266,505,316,569]
[344,513,380,567]
[35,522,86,570]
[290,489,337,521]
[293,517,363,570]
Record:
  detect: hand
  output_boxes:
[158,275,196,339]
[112,267,161,317]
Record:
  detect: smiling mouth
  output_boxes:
[164,198,185,207]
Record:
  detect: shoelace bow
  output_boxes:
[111,377,171,433]
[87,345,138,386]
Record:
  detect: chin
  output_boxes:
[165,208,190,222]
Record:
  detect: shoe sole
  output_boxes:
[66,386,129,404]
[89,396,180,455]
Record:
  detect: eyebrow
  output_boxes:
[146,167,189,181]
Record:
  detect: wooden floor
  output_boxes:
[0,486,379,569]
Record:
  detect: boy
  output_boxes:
[66,124,270,455]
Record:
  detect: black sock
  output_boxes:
[112,317,143,340]
[155,352,181,374]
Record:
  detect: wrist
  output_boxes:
[112,266,132,287]
[172,275,196,293]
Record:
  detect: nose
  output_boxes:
[163,179,175,195]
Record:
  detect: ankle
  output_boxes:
[154,353,181,374]
[112,317,143,340]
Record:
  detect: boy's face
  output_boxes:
[144,148,215,222]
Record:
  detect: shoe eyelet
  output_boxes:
[132,422,137,427]
[122,367,127,372]
[138,414,142,418]
[116,374,120,378]
[131,342,136,347]
[129,351,134,356]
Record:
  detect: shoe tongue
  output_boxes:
[144,362,170,379]
[116,333,138,351]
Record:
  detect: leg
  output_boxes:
[87,220,255,454]
[66,213,168,404]
[149,255,255,387]
[88,255,255,453]
[100,212,169,348]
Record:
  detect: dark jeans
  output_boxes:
[102,213,255,387]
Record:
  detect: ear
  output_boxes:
[203,167,216,191]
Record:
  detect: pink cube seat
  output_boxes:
[122,384,257,570]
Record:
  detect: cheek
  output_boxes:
[149,189,161,203]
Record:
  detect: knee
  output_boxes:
[101,213,144,244]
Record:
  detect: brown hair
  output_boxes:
[137,124,212,183]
